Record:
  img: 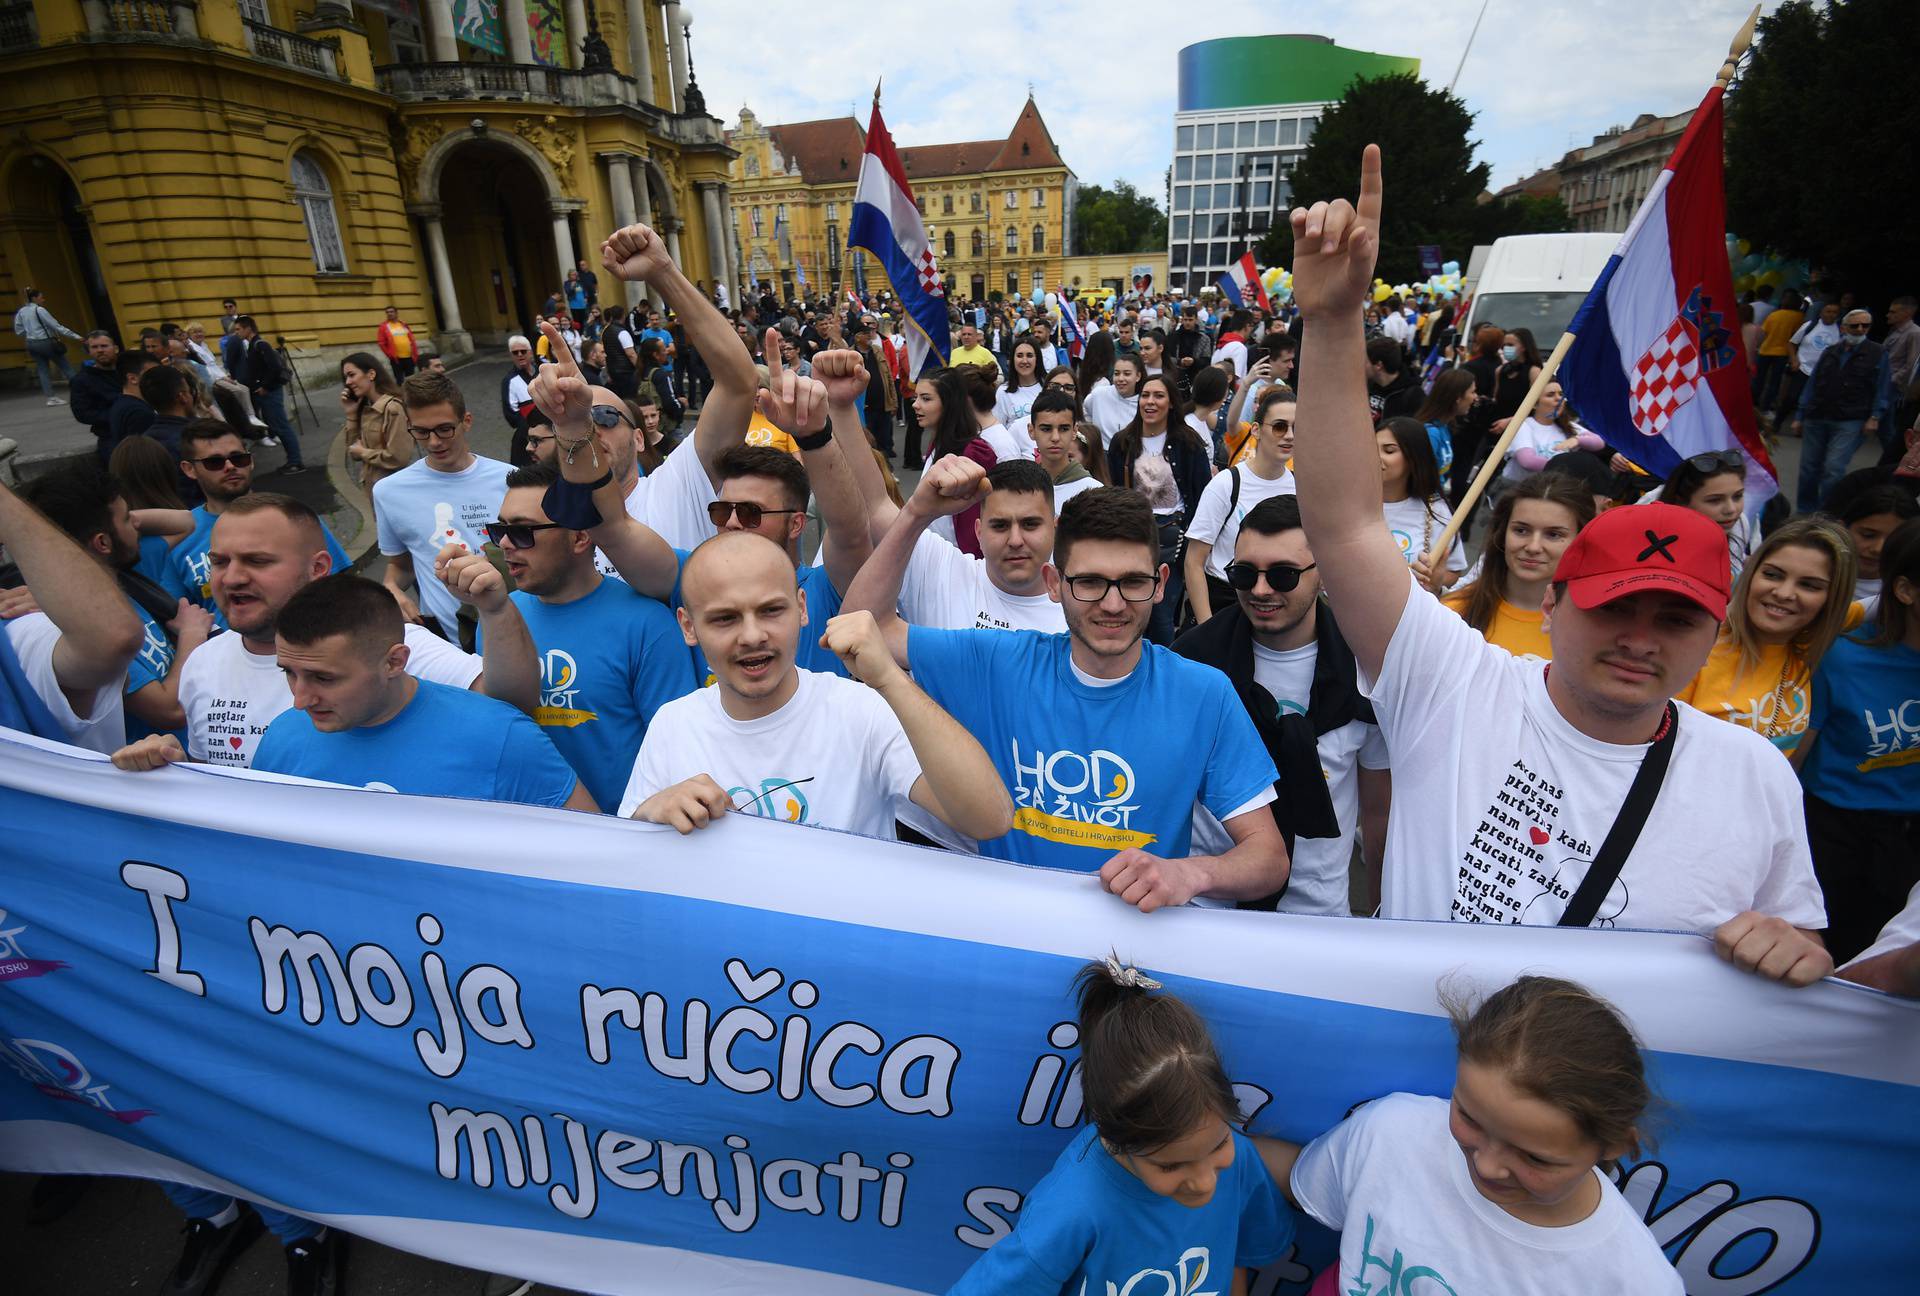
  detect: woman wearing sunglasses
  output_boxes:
[1185,388,1299,624]
[339,351,411,507]
[1652,449,1757,582]
[1676,517,1857,755]
[1443,472,1595,659]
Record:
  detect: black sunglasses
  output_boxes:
[590,404,631,429]
[191,452,253,470]
[483,520,564,549]
[1685,450,1744,474]
[709,500,801,529]
[1225,561,1317,592]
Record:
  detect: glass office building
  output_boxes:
[1169,35,1418,294]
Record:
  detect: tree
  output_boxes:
[1479,193,1573,239]
[1726,0,1918,312]
[1257,72,1492,284]
[1071,180,1167,255]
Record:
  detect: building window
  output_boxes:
[943,229,955,259]
[1192,154,1210,182]
[1176,125,1194,151]
[942,193,953,215]
[827,224,840,269]
[1256,119,1276,147]
[1031,225,1044,253]
[1004,190,1017,211]
[1252,181,1272,209]
[1174,156,1192,181]
[1031,187,1043,208]
[827,202,839,220]
[1005,226,1018,252]
[1278,119,1299,146]
[290,151,347,273]
[750,207,763,237]
[776,203,788,225]
[1251,211,1271,233]
[1032,270,1044,294]
[971,191,982,212]
[1171,215,1188,239]
[1214,182,1232,208]
[1195,123,1215,150]
[1300,117,1317,144]
[1236,121,1256,148]
[1173,185,1191,212]
[1170,245,1187,268]
[915,196,924,214]
[240,0,268,23]
[971,229,983,256]
[1006,272,1018,297]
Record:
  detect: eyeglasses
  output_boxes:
[483,520,564,549]
[1262,418,1294,434]
[525,431,556,449]
[1685,450,1745,473]
[1842,322,1872,333]
[1225,561,1317,592]
[1063,573,1160,602]
[709,500,801,529]
[408,422,462,441]
[190,452,253,470]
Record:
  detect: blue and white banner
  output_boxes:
[1,727,1915,1293]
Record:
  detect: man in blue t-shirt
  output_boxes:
[251,574,592,809]
[161,420,350,616]
[863,482,1288,909]
[462,460,699,811]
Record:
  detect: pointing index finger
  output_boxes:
[763,329,785,385]
[538,319,579,377]
[1356,143,1383,230]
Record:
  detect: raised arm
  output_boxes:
[823,610,1014,842]
[767,340,872,594]
[843,456,989,670]
[600,224,753,485]
[1287,144,1407,679]
[0,479,143,712]
[813,344,901,543]
[533,318,680,600]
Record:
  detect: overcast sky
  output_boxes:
[684,0,1771,203]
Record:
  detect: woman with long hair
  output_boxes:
[1443,473,1595,658]
[1108,372,1211,643]
[1084,353,1144,446]
[1677,516,1857,755]
[1077,328,1116,390]
[1488,326,1546,438]
[1796,518,1920,962]
[1414,366,1476,491]
[1450,323,1506,508]
[995,338,1046,427]
[339,351,410,500]
[109,435,191,586]
[1379,415,1465,591]
[912,365,997,556]
[1498,380,1603,486]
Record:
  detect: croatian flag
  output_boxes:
[1559,84,1775,500]
[847,103,950,379]
[1216,252,1271,313]
[1054,290,1083,351]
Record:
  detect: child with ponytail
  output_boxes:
[949,956,1295,1294]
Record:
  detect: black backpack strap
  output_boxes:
[1560,703,1678,927]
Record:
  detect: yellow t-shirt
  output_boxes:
[1443,588,1553,659]
[1757,308,1805,358]
[389,322,414,358]
[949,344,998,368]
[744,411,799,457]
[1674,605,1865,754]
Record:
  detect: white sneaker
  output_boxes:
[45,396,65,406]
[259,436,279,446]
[249,416,269,429]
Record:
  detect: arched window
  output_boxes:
[942,193,953,215]
[970,229,983,256]
[943,230,955,260]
[291,151,347,273]
[1004,226,1018,252]
[1031,225,1045,253]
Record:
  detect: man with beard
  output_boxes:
[1173,495,1390,915]
[848,484,1287,909]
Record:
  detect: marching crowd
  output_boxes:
[3,142,1918,1296]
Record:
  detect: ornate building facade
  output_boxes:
[726,101,1074,305]
[0,0,743,384]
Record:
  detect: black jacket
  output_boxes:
[70,362,120,431]
[1107,426,1212,529]
[1369,370,1424,425]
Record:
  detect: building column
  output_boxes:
[603,155,644,309]
[80,0,108,34]
[665,220,685,278]
[502,0,533,62]
[630,164,662,308]
[699,183,727,291]
[625,0,655,101]
[420,210,465,336]
[562,0,587,67]
[424,0,458,61]
[551,206,578,294]
[717,181,742,302]
[662,0,687,112]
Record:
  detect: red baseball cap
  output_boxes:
[1552,501,1730,620]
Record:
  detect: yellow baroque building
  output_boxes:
[725,101,1074,306]
[0,0,745,385]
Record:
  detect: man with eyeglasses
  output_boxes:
[441,459,698,811]
[1184,390,1298,623]
[1791,308,1893,511]
[160,420,350,616]
[848,485,1288,909]
[535,321,874,682]
[376,368,515,643]
[1173,495,1389,916]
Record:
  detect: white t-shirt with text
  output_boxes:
[900,531,1065,634]
[1184,463,1298,580]
[373,456,515,639]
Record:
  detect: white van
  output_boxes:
[1458,233,1619,346]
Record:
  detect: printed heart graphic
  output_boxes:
[1529,826,1550,845]
[724,958,782,1003]
[229,736,244,750]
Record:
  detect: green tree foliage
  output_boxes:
[1254,73,1567,282]
[1071,180,1168,255]
[1726,0,1919,310]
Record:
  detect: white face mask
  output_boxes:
[1501,345,1518,363]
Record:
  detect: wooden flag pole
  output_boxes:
[1421,5,1760,573]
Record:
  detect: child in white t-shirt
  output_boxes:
[1256,976,1682,1296]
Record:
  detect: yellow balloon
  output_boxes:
[1372,283,1393,303]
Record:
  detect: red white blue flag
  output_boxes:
[1216,251,1271,313]
[1559,86,1776,500]
[847,102,950,379]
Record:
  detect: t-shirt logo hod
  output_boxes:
[535,649,599,729]
[1010,739,1156,852]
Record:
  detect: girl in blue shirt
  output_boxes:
[1797,517,1920,963]
[948,958,1293,1294]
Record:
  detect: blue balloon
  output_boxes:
[1029,288,1044,305]
[1442,260,1460,276]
